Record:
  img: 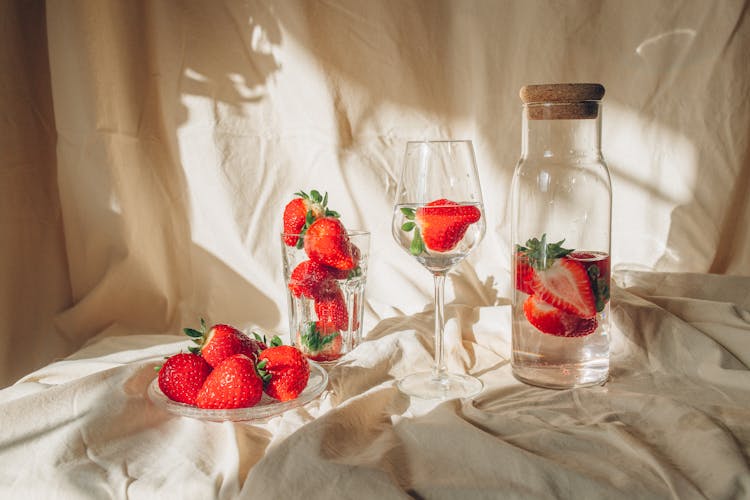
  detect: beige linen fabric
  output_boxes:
[1,6,750,497]
[0,272,748,498]
[1,0,749,386]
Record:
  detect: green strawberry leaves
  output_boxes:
[183,328,202,338]
[184,318,209,355]
[400,207,425,256]
[516,234,573,271]
[586,265,610,313]
[301,322,339,352]
[252,331,283,348]
[255,359,272,384]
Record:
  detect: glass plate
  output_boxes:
[148,360,328,422]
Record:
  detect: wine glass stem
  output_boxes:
[432,271,447,380]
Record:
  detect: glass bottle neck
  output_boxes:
[521,103,602,160]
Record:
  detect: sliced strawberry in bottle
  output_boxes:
[531,258,596,318]
[523,295,598,337]
[566,251,610,312]
[515,252,535,295]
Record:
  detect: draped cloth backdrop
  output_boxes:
[1,0,749,386]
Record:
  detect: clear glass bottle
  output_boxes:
[510,83,612,388]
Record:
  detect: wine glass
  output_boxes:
[391,140,486,399]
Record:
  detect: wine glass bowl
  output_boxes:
[391,202,485,273]
[391,140,486,400]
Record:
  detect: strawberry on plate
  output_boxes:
[314,287,350,331]
[195,354,264,409]
[296,321,343,362]
[184,320,266,367]
[523,295,598,337]
[257,345,310,401]
[158,353,213,405]
[283,190,340,248]
[304,217,356,270]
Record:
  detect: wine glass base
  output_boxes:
[397,372,483,400]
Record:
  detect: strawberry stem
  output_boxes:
[183,318,210,354]
[255,359,272,384]
[517,233,573,271]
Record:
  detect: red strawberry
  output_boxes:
[287,259,351,300]
[184,320,266,367]
[326,265,351,280]
[157,353,213,405]
[296,321,343,362]
[195,354,263,409]
[415,199,481,252]
[531,258,596,318]
[282,190,340,247]
[567,251,611,313]
[304,217,355,270]
[567,251,610,281]
[287,260,337,299]
[257,345,310,401]
[515,252,535,295]
[523,295,598,337]
[314,287,350,330]
[283,198,312,247]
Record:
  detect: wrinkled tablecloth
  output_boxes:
[1,270,748,499]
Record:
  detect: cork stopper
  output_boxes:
[520,83,605,120]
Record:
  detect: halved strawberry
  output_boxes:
[282,190,340,247]
[530,258,596,319]
[184,320,266,367]
[515,252,535,295]
[296,321,343,362]
[567,251,611,312]
[523,295,598,337]
[314,287,350,330]
[408,199,481,253]
[304,217,356,270]
[195,354,263,409]
[257,345,310,401]
[568,251,610,281]
[157,353,213,405]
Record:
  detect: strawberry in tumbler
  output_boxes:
[280,189,369,363]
